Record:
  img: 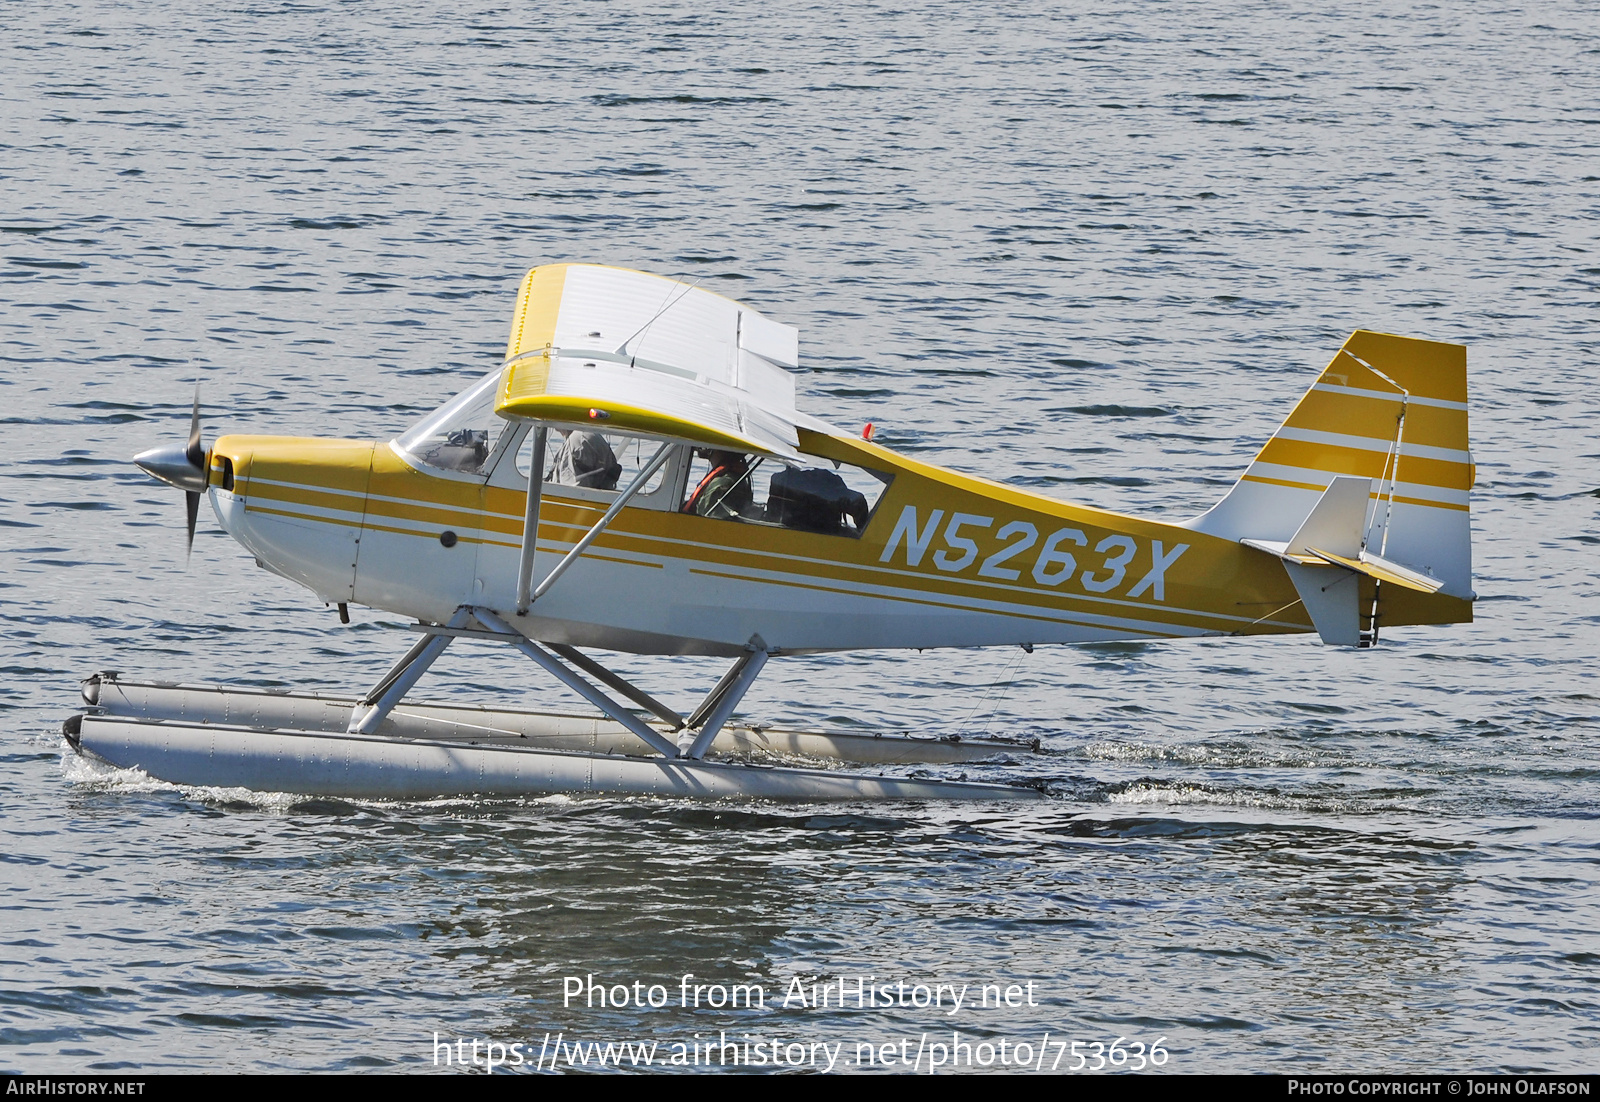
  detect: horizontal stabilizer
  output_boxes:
[1304,547,1445,594]
[1243,477,1370,646]
[1239,537,1305,562]
[1240,476,1444,642]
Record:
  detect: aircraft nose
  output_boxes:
[133,388,210,555]
[133,441,208,492]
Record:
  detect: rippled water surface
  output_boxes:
[3,0,1598,1074]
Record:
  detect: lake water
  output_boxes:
[2,0,1596,1074]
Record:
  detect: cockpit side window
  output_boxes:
[681,449,892,537]
[394,370,508,476]
[500,427,682,508]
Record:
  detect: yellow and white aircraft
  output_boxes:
[74,263,1473,801]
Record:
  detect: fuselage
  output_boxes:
[205,420,1460,658]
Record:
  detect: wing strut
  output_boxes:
[515,427,548,615]
[520,437,673,612]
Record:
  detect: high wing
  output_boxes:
[496,263,811,460]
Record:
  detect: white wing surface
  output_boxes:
[497,264,804,459]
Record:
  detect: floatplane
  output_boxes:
[67,264,1474,801]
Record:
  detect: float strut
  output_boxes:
[548,643,685,730]
[347,607,472,734]
[685,654,752,731]
[682,648,769,760]
[469,607,682,759]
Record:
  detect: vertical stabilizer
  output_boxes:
[1183,330,1473,600]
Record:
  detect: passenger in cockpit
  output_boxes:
[683,450,758,520]
[549,431,622,490]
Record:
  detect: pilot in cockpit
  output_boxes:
[683,449,759,520]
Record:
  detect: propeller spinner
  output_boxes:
[133,388,209,555]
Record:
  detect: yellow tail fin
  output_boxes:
[1185,330,1473,600]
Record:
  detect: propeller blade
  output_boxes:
[185,385,204,468]
[185,490,200,558]
[133,385,211,557]
[184,386,206,560]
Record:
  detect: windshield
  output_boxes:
[395,369,508,474]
